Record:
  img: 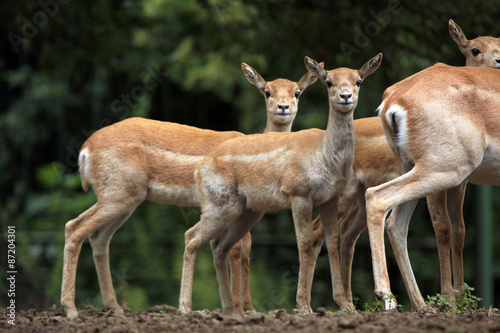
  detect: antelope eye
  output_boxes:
[326,81,332,88]
[294,91,300,98]
[356,79,362,87]
[265,91,270,98]
[471,48,480,56]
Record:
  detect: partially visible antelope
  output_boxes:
[366,63,500,311]
[449,19,500,68]
[61,63,319,319]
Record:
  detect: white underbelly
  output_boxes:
[242,185,291,212]
[467,143,500,186]
[147,182,200,206]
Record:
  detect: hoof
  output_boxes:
[292,306,313,315]
[384,297,398,312]
[179,304,191,315]
[386,307,398,313]
[112,307,125,316]
[66,308,79,320]
[375,291,398,312]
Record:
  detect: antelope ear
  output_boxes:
[296,71,318,94]
[304,56,327,83]
[241,62,267,90]
[359,53,383,80]
[449,19,469,55]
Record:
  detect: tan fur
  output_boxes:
[365,64,500,311]
[61,64,318,319]
[179,54,382,314]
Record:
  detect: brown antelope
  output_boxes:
[365,63,500,311]
[61,63,319,319]
[179,54,383,314]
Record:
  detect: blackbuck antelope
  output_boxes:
[365,63,500,311]
[61,63,319,319]
[179,54,383,314]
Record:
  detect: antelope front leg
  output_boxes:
[240,232,256,312]
[339,203,367,304]
[427,190,455,300]
[211,210,263,314]
[211,234,236,314]
[447,182,467,290]
[290,196,315,314]
[228,239,244,312]
[228,232,255,312]
[319,199,355,311]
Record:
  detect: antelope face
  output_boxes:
[241,62,318,130]
[324,68,363,112]
[449,19,500,69]
[465,37,500,69]
[263,79,300,125]
[304,53,382,114]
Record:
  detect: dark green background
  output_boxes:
[1,0,499,312]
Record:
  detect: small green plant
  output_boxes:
[363,298,385,312]
[427,283,483,314]
[427,293,453,312]
[454,283,482,313]
[353,296,363,311]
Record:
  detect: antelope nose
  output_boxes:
[278,104,289,111]
[340,93,352,100]
[496,59,500,64]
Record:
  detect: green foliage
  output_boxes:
[427,293,454,312]
[454,284,483,313]
[427,284,483,314]
[2,0,500,313]
[363,298,385,313]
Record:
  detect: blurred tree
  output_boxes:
[1,0,499,313]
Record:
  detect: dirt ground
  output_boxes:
[2,304,500,333]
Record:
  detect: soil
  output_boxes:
[2,305,500,333]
